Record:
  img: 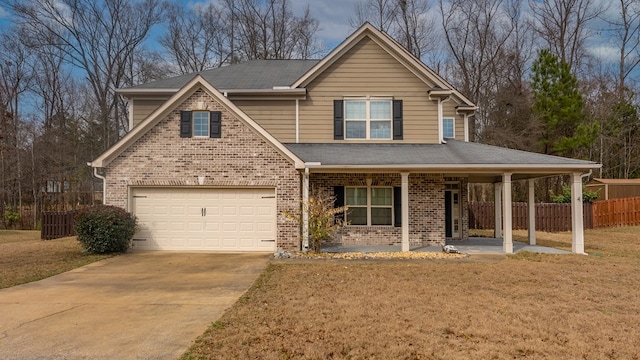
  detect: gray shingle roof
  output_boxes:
[285,140,598,168]
[125,60,320,90]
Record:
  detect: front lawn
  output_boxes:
[182,227,640,359]
[0,230,112,289]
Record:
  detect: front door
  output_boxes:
[444,189,461,239]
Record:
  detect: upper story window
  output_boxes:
[193,112,210,137]
[180,110,222,138]
[334,99,402,141]
[345,186,393,225]
[443,118,455,138]
[344,98,392,140]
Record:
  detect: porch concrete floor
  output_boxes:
[322,237,572,255]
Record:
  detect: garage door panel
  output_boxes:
[239,222,255,232]
[222,206,237,216]
[132,187,276,251]
[239,206,254,216]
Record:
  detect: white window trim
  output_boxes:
[193,111,210,138]
[443,117,455,139]
[345,186,394,226]
[344,97,393,140]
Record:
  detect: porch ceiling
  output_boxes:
[285,141,600,182]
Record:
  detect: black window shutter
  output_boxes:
[393,100,403,140]
[180,111,192,138]
[333,100,344,140]
[209,111,221,138]
[334,186,345,221]
[393,186,402,227]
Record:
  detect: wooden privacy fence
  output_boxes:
[41,211,77,240]
[469,202,594,232]
[592,197,640,227]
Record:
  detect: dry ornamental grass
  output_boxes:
[183,227,640,360]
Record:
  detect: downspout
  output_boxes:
[295,99,299,143]
[581,169,593,200]
[90,165,107,205]
[302,167,309,251]
[463,113,469,142]
[123,96,133,131]
[437,98,443,144]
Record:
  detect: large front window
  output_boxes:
[345,187,393,225]
[345,99,392,139]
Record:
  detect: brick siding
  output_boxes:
[103,88,301,251]
[310,173,469,247]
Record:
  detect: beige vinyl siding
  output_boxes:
[132,98,169,128]
[442,100,465,140]
[233,100,296,142]
[299,36,439,143]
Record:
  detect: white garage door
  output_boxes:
[131,187,277,251]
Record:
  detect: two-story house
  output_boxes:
[89,23,599,254]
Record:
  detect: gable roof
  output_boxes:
[117,23,476,109]
[290,23,475,107]
[90,75,305,168]
[118,60,319,95]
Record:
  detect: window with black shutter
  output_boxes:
[180,111,192,138]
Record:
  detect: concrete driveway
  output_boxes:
[0,252,270,360]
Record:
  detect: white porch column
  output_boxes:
[494,183,502,239]
[401,172,410,252]
[571,172,586,254]
[502,173,513,254]
[302,168,309,251]
[528,179,536,245]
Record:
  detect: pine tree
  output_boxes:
[531,49,598,157]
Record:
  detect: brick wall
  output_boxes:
[104,88,301,251]
[310,173,463,247]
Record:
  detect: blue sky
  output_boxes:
[290,0,358,46]
[0,0,625,65]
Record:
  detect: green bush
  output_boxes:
[549,184,600,203]
[3,206,20,229]
[74,205,137,254]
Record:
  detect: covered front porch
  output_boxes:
[285,140,601,255]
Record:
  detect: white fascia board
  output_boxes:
[303,163,602,171]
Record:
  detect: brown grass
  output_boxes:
[0,230,112,289]
[182,227,640,360]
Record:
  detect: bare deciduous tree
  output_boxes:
[610,0,640,95]
[4,0,165,148]
[439,0,516,140]
[350,0,398,33]
[529,0,604,71]
[223,0,322,61]
[160,2,230,74]
[351,0,437,60]
[0,26,33,218]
